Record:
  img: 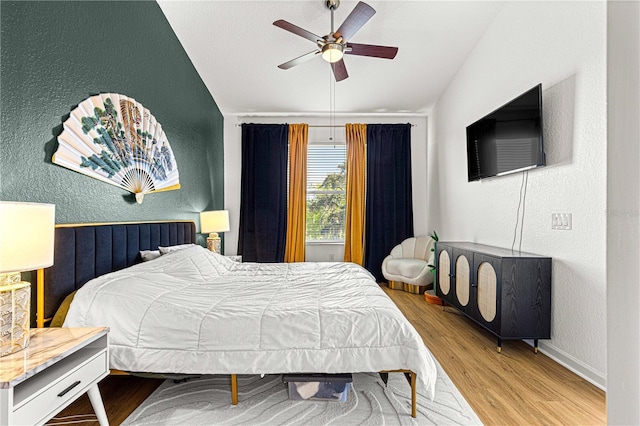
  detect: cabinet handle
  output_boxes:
[58,380,81,397]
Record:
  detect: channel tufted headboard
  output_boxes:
[38,221,196,326]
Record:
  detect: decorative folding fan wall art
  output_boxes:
[54,93,180,204]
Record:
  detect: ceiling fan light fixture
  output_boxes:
[321,43,344,63]
[274,1,397,81]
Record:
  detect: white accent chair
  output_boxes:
[382,236,435,294]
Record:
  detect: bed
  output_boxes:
[38,221,437,418]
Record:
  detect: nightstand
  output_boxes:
[0,327,109,426]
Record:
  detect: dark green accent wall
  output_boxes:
[0,1,224,229]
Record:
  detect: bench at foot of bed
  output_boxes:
[229,371,417,418]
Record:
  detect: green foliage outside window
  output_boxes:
[306,163,346,241]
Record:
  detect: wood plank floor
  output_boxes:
[383,287,605,425]
[54,286,606,425]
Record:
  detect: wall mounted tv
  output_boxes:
[466,84,545,182]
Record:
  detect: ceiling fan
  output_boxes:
[273,0,398,82]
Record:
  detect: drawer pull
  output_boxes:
[58,380,81,397]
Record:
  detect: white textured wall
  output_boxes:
[223,114,428,262]
[607,1,640,423]
[428,2,606,387]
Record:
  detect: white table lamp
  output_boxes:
[0,202,55,357]
[200,210,230,254]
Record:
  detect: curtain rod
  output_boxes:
[235,124,416,128]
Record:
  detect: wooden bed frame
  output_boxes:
[36,221,418,418]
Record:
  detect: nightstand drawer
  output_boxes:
[12,350,108,425]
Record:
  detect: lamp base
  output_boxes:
[206,233,221,254]
[0,273,30,357]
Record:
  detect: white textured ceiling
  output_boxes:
[158,1,504,116]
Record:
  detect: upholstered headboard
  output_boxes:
[39,221,196,326]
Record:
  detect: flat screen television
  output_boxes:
[466,84,545,182]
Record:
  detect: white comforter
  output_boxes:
[65,246,437,397]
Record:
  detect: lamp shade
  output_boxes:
[0,202,55,273]
[200,210,230,234]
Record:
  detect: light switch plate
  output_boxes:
[552,213,572,230]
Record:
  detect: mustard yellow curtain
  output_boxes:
[284,124,308,262]
[344,123,366,265]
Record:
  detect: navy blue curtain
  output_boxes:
[364,124,414,282]
[238,124,289,262]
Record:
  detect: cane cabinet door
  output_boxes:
[455,254,470,306]
[473,253,502,334]
[437,247,451,297]
[452,249,475,316]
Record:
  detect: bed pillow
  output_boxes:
[140,250,162,261]
[51,290,77,327]
[158,243,196,255]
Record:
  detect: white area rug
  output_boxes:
[123,361,482,425]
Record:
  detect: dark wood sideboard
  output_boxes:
[435,242,551,352]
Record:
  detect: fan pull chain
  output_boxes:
[332,73,336,146]
[329,65,336,144]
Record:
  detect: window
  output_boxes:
[306,143,346,242]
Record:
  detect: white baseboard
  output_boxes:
[527,340,606,391]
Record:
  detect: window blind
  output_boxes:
[306,143,346,242]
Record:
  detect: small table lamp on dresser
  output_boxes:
[0,202,55,357]
[200,210,230,254]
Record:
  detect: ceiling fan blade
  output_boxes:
[334,1,376,41]
[278,50,320,70]
[331,59,349,82]
[273,20,323,44]
[346,43,398,59]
